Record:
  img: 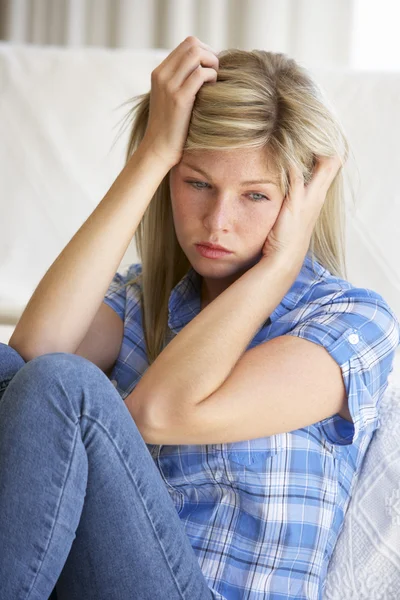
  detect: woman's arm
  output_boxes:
[9,147,169,360]
[9,36,219,361]
[127,257,298,427]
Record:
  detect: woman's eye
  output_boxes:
[249,193,269,202]
[187,181,209,190]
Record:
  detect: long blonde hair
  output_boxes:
[113,49,353,364]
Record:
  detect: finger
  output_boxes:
[181,65,218,98]
[168,47,219,91]
[156,36,218,79]
[286,163,305,200]
[190,37,219,54]
[306,155,343,197]
[180,36,218,56]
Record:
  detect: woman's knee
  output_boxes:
[0,342,26,373]
[6,353,108,400]
[0,344,27,393]
[4,352,116,419]
[23,352,106,384]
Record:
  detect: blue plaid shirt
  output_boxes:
[103,253,400,599]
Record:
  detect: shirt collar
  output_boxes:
[168,252,328,334]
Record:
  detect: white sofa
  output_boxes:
[1,42,400,598]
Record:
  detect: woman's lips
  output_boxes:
[195,244,233,259]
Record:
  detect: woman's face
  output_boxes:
[169,147,285,293]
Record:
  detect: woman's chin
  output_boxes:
[191,255,247,282]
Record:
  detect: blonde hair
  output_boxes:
[113,48,354,364]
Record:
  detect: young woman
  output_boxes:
[1,36,399,600]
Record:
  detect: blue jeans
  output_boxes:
[0,343,214,600]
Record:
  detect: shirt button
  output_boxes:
[348,333,359,344]
[110,379,118,387]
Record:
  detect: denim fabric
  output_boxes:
[0,343,214,600]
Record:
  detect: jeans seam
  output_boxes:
[26,426,81,600]
[79,412,187,599]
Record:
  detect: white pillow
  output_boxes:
[323,370,400,599]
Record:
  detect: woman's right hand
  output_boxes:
[139,36,219,170]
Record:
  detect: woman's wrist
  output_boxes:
[257,250,307,284]
[135,139,176,175]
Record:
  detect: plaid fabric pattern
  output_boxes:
[103,254,400,599]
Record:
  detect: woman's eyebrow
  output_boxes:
[180,161,279,187]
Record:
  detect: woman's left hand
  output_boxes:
[261,155,343,268]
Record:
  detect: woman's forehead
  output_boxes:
[179,147,280,177]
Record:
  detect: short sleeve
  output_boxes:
[285,288,400,446]
[103,263,142,322]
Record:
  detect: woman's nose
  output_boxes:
[203,195,233,231]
